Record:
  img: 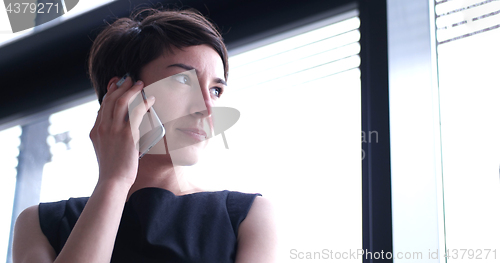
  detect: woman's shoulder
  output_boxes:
[183,189,262,217]
[38,197,89,221]
[234,195,278,262]
[39,196,90,207]
[13,205,57,262]
[36,197,90,254]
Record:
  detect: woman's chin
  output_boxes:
[171,143,207,166]
[144,141,205,166]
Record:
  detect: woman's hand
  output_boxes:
[90,76,155,187]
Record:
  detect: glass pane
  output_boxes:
[0,126,21,261]
[437,16,500,263]
[40,100,100,202]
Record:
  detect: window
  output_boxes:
[435,0,500,258]
[0,126,20,262]
[40,100,100,202]
[388,0,500,261]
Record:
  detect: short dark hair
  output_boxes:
[88,8,229,104]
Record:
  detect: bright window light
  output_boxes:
[230,30,360,81]
[436,4,500,259]
[40,99,100,202]
[230,17,360,68]
[0,125,21,262]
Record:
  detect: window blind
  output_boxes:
[229,15,361,91]
[435,0,500,44]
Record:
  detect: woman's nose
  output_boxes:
[189,83,212,118]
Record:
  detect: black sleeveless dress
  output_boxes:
[38,187,261,262]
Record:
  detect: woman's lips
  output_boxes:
[177,128,207,141]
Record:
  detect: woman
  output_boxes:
[13,8,277,263]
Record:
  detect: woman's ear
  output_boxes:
[107,76,122,91]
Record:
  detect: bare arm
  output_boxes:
[54,180,131,263]
[13,205,56,263]
[235,196,278,263]
[13,76,153,263]
[13,181,129,263]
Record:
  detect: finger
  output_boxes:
[102,80,119,105]
[91,106,103,139]
[129,96,156,148]
[102,76,133,123]
[129,95,156,130]
[109,75,133,99]
[95,105,104,126]
[113,81,145,122]
[100,84,117,124]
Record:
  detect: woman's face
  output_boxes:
[136,44,226,165]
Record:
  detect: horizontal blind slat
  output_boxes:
[230,30,360,80]
[437,11,500,43]
[231,44,360,90]
[229,15,360,91]
[229,17,360,69]
[435,0,494,17]
[233,55,360,91]
[436,0,500,44]
[436,0,500,28]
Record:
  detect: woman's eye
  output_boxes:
[210,87,222,98]
[173,74,189,85]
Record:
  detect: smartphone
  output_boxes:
[116,74,165,159]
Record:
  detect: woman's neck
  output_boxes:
[127,154,201,200]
